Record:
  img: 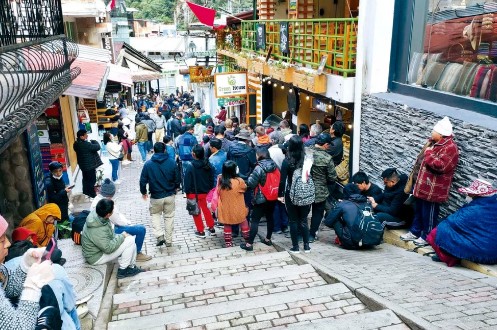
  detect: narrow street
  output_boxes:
[96,149,497,330]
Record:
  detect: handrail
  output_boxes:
[221,18,358,77]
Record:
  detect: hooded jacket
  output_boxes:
[139,152,181,199]
[311,147,337,203]
[176,132,197,161]
[184,159,214,194]
[81,209,124,265]
[227,142,257,181]
[19,203,61,247]
[73,138,103,171]
[375,174,409,216]
[247,158,278,204]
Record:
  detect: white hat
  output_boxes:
[433,116,453,136]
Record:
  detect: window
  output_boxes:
[390,0,497,117]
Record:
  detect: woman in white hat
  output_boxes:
[426,179,497,266]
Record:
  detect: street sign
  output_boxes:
[214,72,248,98]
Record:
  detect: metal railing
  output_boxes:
[239,18,358,77]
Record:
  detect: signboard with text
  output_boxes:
[189,66,214,83]
[214,72,248,98]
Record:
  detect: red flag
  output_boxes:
[186,1,216,27]
[106,0,116,11]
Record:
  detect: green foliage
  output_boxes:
[56,220,72,239]
[125,0,176,23]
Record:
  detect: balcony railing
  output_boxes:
[235,18,357,77]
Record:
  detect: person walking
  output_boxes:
[103,132,123,184]
[278,135,313,253]
[154,111,167,143]
[73,129,103,198]
[401,116,459,246]
[134,118,148,163]
[241,148,279,251]
[184,145,216,238]
[217,161,250,247]
[140,142,181,247]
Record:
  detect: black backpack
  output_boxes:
[351,203,384,247]
[72,210,90,245]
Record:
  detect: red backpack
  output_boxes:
[258,167,280,201]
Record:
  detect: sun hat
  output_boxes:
[458,179,497,197]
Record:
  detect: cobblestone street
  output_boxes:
[99,149,497,329]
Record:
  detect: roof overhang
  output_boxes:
[64,58,109,100]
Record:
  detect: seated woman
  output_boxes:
[19,203,61,247]
[427,179,497,266]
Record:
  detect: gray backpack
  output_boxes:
[289,167,315,206]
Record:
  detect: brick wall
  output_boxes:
[359,95,497,216]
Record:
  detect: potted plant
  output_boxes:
[293,67,327,93]
[269,60,294,82]
[250,57,270,75]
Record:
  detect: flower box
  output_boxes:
[293,72,327,93]
[269,66,294,83]
[250,61,270,75]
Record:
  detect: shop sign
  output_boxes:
[101,32,115,63]
[280,22,289,54]
[189,66,214,83]
[218,98,246,107]
[256,24,266,50]
[214,72,248,97]
[25,123,46,208]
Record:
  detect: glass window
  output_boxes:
[406,0,497,103]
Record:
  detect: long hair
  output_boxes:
[298,124,309,139]
[220,160,238,190]
[103,132,112,145]
[286,135,304,169]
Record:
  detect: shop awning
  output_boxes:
[131,69,162,82]
[64,58,108,100]
[107,64,133,86]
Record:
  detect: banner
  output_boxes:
[256,24,266,50]
[280,22,289,54]
[214,73,248,97]
[189,66,214,83]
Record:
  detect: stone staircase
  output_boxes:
[107,245,406,330]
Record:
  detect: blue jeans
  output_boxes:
[109,159,120,181]
[114,224,146,253]
[409,198,440,240]
[273,201,289,232]
[137,142,147,162]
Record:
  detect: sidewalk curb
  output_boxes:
[271,240,438,330]
[95,264,118,330]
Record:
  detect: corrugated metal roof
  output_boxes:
[77,44,112,63]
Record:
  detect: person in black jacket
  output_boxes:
[351,171,383,201]
[45,161,71,221]
[140,142,181,247]
[324,184,368,249]
[73,129,103,198]
[184,145,215,238]
[367,168,412,228]
[240,148,278,251]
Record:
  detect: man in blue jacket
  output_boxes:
[140,142,181,247]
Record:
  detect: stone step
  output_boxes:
[287,309,404,330]
[113,263,317,305]
[138,244,276,271]
[108,283,355,329]
[118,251,294,290]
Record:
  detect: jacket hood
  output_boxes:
[192,158,211,170]
[258,158,277,172]
[313,147,332,166]
[385,173,408,193]
[151,152,169,164]
[34,203,61,221]
[85,210,108,228]
[347,194,368,203]
[229,142,252,157]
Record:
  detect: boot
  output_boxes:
[127,152,134,162]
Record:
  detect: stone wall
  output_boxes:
[0,135,36,237]
[360,95,497,216]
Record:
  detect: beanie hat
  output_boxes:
[433,116,453,136]
[100,179,116,197]
[12,227,38,245]
[0,215,7,237]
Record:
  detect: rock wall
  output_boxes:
[360,95,497,217]
[0,135,35,237]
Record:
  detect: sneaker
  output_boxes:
[117,266,142,279]
[156,235,165,246]
[400,232,418,241]
[413,237,428,246]
[195,231,206,238]
[215,222,224,228]
[136,252,152,262]
[281,227,289,233]
[208,227,216,236]
[240,243,253,251]
[308,235,316,243]
[289,247,300,254]
[260,239,272,246]
[165,242,173,247]
[304,244,311,253]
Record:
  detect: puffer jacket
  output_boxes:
[184,159,214,194]
[375,173,409,216]
[73,138,103,171]
[413,136,459,203]
[227,142,257,181]
[311,147,337,203]
[247,159,278,204]
[82,210,124,265]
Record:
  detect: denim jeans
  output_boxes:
[109,159,119,181]
[137,141,147,162]
[114,224,146,253]
[273,201,289,232]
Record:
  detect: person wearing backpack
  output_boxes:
[240,148,280,251]
[324,184,384,249]
[278,135,314,254]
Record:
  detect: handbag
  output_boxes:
[186,165,200,216]
[209,175,221,212]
